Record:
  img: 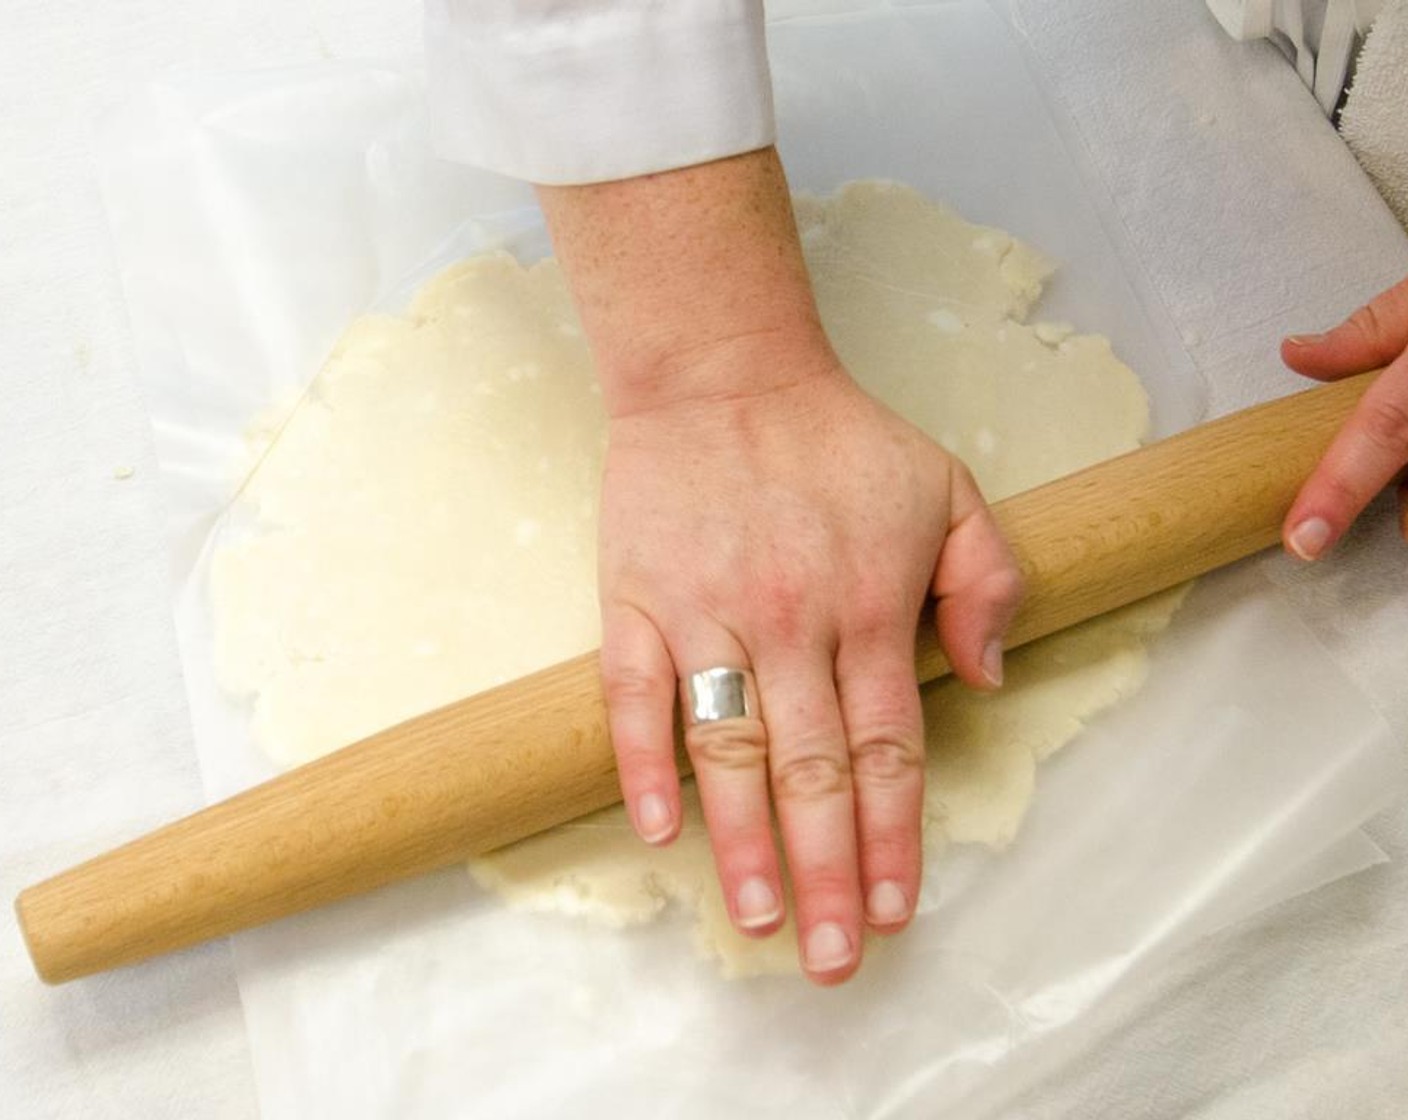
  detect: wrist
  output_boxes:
[537,148,837,418]
[598,318,842,420]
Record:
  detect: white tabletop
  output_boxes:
[2,2,1404,1117]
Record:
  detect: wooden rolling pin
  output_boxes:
[16,371,1376,984]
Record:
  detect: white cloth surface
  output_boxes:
[425,0,775,183]
[0,2,1404,1118]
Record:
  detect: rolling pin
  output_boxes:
[16,370,1377,984]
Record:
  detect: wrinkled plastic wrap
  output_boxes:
[98,2,1405,1117]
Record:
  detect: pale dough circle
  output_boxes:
[211,180,1181,978]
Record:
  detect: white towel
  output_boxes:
[1342,0,1408,229]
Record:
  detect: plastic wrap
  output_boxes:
[97,2,1405,1117]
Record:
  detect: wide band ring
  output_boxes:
[684,667,759,725]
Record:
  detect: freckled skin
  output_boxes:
[537,148,1024,985]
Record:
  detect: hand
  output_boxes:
[599,341,1022,985]
[536,148,1021,984]
[1282,276,1408,558]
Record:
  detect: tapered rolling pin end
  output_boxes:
[15,891,60,985]
[14,650,622,983]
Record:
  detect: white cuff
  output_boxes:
[425,0,776,185]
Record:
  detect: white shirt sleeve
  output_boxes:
[424,0,776,185]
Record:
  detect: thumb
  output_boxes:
[1282,351,1408,559]
[931,464,1025,691]
[1282,277,1408,381]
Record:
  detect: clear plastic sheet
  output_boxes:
[97,2,1406,1117]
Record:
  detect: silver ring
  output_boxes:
[684,667,758,724]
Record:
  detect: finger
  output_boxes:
[1282,277,1408,381]
[835,624,925,935]
[932,464,1026,690]
[674,632,786,939]
[601,603,682,845]
[1283,353,1408,560]
[759,649,863,985]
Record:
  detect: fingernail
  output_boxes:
[981,639,1005,688]
[636,793,673,843]
[866,880,910,926]
[804,922,853,972]
[736,877,782,929]
[1285,333,1324,347]
[1288,517,1332,561]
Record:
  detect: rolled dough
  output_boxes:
[211,180,1182,978]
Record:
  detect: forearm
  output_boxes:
[535,147,836,418]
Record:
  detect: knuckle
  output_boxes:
[746,558,825,645]
[759,582,811,643]
[980,564,1026,608]
[950,459,977,492]
[786,866,860,908]
[1346,302,1385,346]
[601,660,668,710]
[850,734,925,785]
[1318,470,1361,511]
[687,719,769,772]
[860,831,919,874]
[1358,395,1408,457]
[772,749,852,802]
[845,584,906,643]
